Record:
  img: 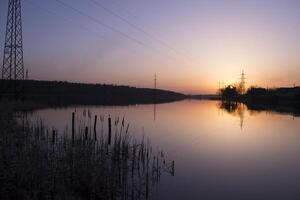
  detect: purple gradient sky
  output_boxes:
[1,0,300,94]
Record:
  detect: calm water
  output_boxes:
[31,100,300,200]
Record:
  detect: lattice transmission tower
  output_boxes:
[239,69,246,95]
[2,0,25,80]
[154,73,157,90]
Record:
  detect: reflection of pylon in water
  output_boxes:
[237,103,246,130]
[153,73,157,121]
[219,101,247,130]
[153,103,156,121]
[239,70,246,95]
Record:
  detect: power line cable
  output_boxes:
[24,0,158,69]
[25,0,199,84]
[88,0,199,66]
[108,0,139,19]
[27,0,194,66]
[54,0,176,61]
[88,0,179,53]
[25,0,107,41]
[23,0,189,83]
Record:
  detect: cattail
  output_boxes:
[126,124,130,134]
[85,126,88,140]
[172,161,175,176]
[52,129,56,144]
[108,116,112,145]
[88,109,91,118]
[72,112,75,144]
[94,115,97,141]
[121,116,125,127]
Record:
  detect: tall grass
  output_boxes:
[0,109,174,200]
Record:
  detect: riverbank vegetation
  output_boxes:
[221,85,300,101]
[220,85,300,116]
[0,105,174,200]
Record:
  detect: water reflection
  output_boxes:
[29,100,300,200]
[153,103,157,121]
[218,100,300,129]
[219,101,246,130]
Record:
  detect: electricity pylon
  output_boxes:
[239,70,246,95]
[2,0,25,80]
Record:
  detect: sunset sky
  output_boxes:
[1,0,300,94]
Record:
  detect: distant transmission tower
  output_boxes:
[2,0,25,80]
[239,69,246,94]
[153,73,157,120]
[154,73,157,90]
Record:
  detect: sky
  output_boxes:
[1,0,300,94]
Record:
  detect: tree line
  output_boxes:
[0,80,186,106]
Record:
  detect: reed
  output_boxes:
[0,110,175,200]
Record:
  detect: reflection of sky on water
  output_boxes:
[30,100,300,200]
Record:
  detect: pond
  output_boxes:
[30,100,300,200]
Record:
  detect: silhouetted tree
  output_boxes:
[220,85,239,99]
[246,87,269,97]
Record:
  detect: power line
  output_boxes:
[53,0,195,64]
[109,0,139,19]
[25,0,107,41]
[26,0,176,59]
[25,0,156,62]
[88,0,198,65]
[88,0,179,53]
[53,0,172,59]
[24,0,198,80]
[23,0,194,89]
[27,0,196,67]
[25,0,185,75]
[90,0,199,63]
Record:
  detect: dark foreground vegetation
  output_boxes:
[0,80,186,106]
[0,103,174,200]
[220,85,300,116]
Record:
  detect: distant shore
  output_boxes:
[0,79,186,107]
[220,86,300,116]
